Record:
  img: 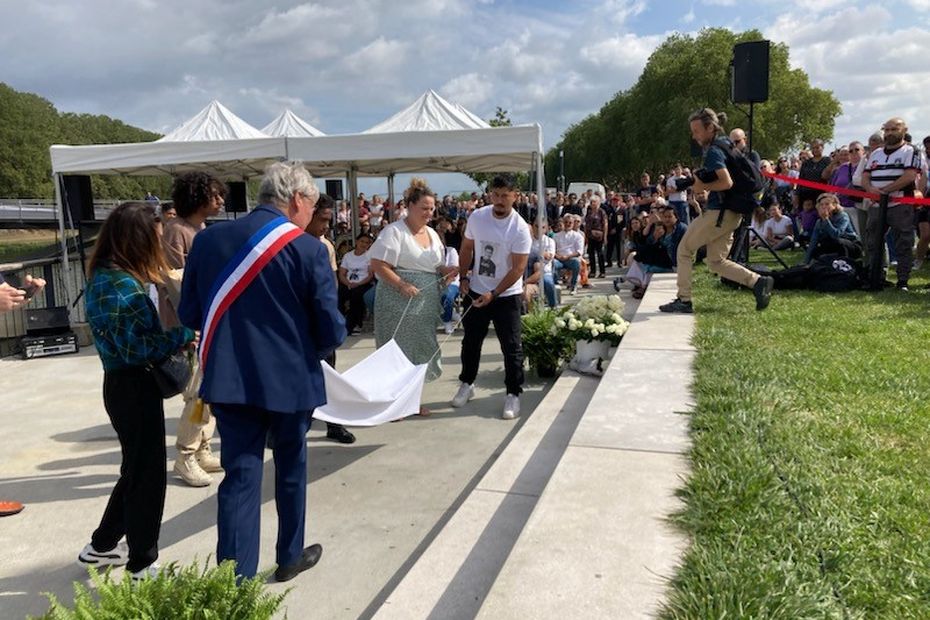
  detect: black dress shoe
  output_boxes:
[274,544,322,582]
[326,424,356,444]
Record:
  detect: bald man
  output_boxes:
[861,117,922,290]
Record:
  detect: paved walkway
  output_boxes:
[0,272,630,619]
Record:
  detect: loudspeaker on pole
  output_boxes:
[731,40,770,104]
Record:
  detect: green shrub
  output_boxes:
[33,559,288,620]
[521,306,574,372]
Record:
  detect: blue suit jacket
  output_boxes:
[178,204,346,414]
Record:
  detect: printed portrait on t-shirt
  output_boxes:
[478,243,498,277]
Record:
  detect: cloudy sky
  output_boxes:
[3,0,929,193]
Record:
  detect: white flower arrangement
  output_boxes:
[553,294,630,345]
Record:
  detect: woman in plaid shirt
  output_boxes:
[78,202,196,580]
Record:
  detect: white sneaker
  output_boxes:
[451,382,474,408]
[173,454,212,487]
[444,321,455,335]
[502,394,520,420]
[78,541,129,567]
[195,442,222,473]
[130,563,161,582]
[451,310,462,323]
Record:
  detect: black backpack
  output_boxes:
[713,137,764,215]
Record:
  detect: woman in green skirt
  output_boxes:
[369,178,457,415]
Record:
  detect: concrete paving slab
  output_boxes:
[0,328,552,620]
[373,489,537,620]
[571,348,694,454]
[476,446,689,620]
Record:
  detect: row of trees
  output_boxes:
[544,28,842,190]
[0,83,169,199]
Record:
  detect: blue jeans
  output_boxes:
[441,284,459,322]
[542,273,557,307]
[363,282,377,315]
[553,257,580,288]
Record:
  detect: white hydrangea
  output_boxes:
[591,329,600,337]
[611,313,622,323]
[555,318,566,328]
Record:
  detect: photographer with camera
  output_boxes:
[659,108,774,314]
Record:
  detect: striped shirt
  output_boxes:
[865,143,922,206]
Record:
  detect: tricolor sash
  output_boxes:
[199,216,303,368]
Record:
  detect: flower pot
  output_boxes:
[574,339,609,365]
[535,362,558,378]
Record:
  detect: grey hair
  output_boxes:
[868,132,884,144]
[257,161,318,207]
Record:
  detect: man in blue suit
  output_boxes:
[179,161,346,581]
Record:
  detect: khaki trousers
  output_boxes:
[676,209,760,302]
[175,364,215,456]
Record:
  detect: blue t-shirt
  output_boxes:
[703,143,728,211]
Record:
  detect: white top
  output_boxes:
[340,250,371,283]
[865,143,922,205]
[369,219,443,274]
[665,176,687,202]
[554,230,585,257]
[763,215,793,239]
[444,246,460,287]
[532,235,556,275]
[750,218,767,239]
[465,206,532,297]
[369,203,384,227]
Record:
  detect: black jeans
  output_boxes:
[92,366,166,573]
[459,292,524,395]
[604,232,621,266]
[338,282,372,330]
[588,238,605,275]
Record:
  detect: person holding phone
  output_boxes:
[0,272,45,517]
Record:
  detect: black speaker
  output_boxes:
[731,40,770,104]
[325,180,344,201]
[225,181,248,212]
[61,175,94,226]
[25,306,70,336]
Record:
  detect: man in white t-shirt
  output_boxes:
[762,204,795,251]
[452,174,532,420]
[553,213,585,294]
[862,117,922,290]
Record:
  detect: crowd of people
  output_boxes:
[22,106,926,587]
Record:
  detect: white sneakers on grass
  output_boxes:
[451,382,474,408]
[502,394,520,420]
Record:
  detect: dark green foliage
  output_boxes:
[0,82,171,199]
[546,28,841,189]
[33,559,288,620]
[661,266,930,619]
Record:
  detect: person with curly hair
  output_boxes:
[162,172,226,487]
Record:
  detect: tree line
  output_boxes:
[544,28,841,190]
[0,82,170,200]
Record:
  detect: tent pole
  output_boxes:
[53,173,75,319]
[387,172,395,219]
[535,151,547,307]
[348,167,359,241]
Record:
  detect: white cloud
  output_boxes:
[440,73,492,110]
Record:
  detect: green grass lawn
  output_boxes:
[661,261,930,619]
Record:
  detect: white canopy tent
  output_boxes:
[48,94,546,315]
[261,109,326,137]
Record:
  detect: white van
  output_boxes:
[566,182,606,198]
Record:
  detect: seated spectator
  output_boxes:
[440,240,460,335]
[572,215,594,289]
[763,204,795,251]
[805,193,861,263]
[626,210,673,298]
[526,220,557,308]
[553,214,584,294]
[623,215,644,266]
[796,198,818,246]
[368,195,385,229]
[749,206,768,248]
[338,233,375,335]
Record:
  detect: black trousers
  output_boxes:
[459,292,524,395]
[92,366,166,573]
[338,282,372,330]
[588,238,606,275]
[604,232,621,266]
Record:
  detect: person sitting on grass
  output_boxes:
[749,206,768,248]
[805,193,861,263]
[763,203,795,251]
[796,198,818,247]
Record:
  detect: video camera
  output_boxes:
[674,168,719,191]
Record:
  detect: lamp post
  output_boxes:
[558,149,565,193]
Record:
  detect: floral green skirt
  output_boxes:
[374,269,443,382]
